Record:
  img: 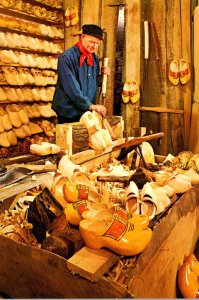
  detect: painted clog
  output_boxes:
[122,81,130,103]
[82,206,149,229]
[64,200,88,226]
[179,59,191,85]
[64,7,71,27]
[168,60,179,85]
[70,6,79,26]
[129,80,140,103]
[63,182,89,203]
[79,215,152,256]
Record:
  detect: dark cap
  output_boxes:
[82,24,103,40]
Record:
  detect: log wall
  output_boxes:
[63,0,194,155]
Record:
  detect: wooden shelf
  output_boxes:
[0,26,64,42]
[0,7,63,27]
[0,46,61,56]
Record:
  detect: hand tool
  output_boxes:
[144,20,149,90]
[108,3,126,115]
[0,164,57,188]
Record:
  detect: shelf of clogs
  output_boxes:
[0,0,64,157]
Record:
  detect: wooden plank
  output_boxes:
[141,0,168,156]
[123,0,141,135]
[0,235,128,298]
[189,5,199,153]
[181,0,192,149]
[67,246,118,282]
[127,185,199,298]
[70,138,125,165]
[166,0,184,155]
[0,173,52,202]
[139,106,184,114]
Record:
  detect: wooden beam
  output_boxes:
[139,106,184,114]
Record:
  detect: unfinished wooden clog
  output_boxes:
[0,107,12,131]
[0,131,10,147]
[7,130,17,145]
[6,105,22,128]
[13,126,26,139]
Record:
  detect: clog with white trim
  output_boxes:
[129,80,140,103]
[122,81,130,103]
[179,58,191,85]
[168,60,179,85]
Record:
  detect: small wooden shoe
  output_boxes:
[82,206,149,229]
[0,107,12,131]
[125,181,140,215]
[129,80,140,103]
[179,59,191,84]
[178,262,199,298]
[168,60,179,85]
[64,200,89,226]
[70,6,79,26]
[122,81,130,103]
[7,130,17,145]
[6,105,22,128]
[63,182,89,203]
[64,7,71,27]
[79,216,152,256]
[0,131,10,148]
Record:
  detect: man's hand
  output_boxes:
[89,104,107,117]
[101,66,110,76]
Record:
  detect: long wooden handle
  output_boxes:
[102,57,109,97]
[144,21,149,59]
[112,132,164,151]
[194,6,199,100]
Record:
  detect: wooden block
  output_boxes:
[106,115,124,139]
[67,246,118,282]
[56,123,89,155]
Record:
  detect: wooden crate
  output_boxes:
[0,185,198,298]
[0,149,198,298]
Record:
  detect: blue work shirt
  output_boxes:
[52,45,100,120]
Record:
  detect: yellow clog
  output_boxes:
[82,206,149,229]
[70,6,79,26]
[122,81,130,103]
[168,60,179,85]
[79,215,152,256]
[64,7,71,27]
[129,80,140,103]
[64,200,88,226]
[178,262,199,298]
[184,254,199,276]
[179,59,191,85]
[63,182,89,203]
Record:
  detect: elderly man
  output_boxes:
[52,24,110,124]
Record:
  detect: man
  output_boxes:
[52,24,110,124]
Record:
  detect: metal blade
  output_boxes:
[0,167,33,188]
[113,5,126,115]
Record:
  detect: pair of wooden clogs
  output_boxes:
[168,59,191,85]
[65,6,79,27]
[122,80,140,104]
